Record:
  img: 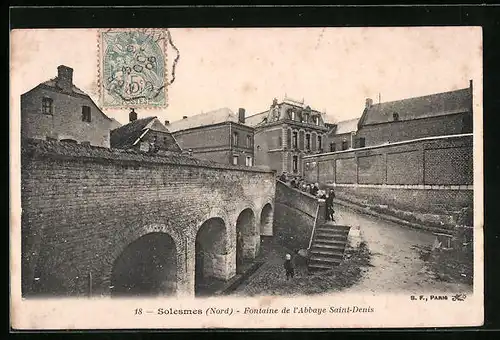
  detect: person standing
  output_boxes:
[284,254,295,280]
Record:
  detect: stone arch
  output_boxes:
[110,231,178,297]
[107,223,184,297]
[259,203,274,236]
[235,208,258,273]
[194,217,230,296]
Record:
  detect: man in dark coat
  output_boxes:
[326,189,336,221]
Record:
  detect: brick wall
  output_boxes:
[172,123,254,166]
[358,113,472,147]
[303,134,473,227]
[21,139,275,298]
[21,86,113,148]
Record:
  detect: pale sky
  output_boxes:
[10,27,482,126]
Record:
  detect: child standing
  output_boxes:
[284,254,295,280]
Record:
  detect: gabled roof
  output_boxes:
[39,77,88,96]
[167,108,239,132]
[360,87,471,126]
[110,117,157,149]
[333,118,360,135]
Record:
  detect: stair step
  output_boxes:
[320,224,351,230]
[310,255,343,263]
[316,228,349,235]
[311,243,345,250]
[313,238,346,246]
[315,233,348,240]
[310,249,344,258]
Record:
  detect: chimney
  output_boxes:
[183,116,188,119]
[56,65,73,93]
[365,98,373,109]
[165,120,170,125]
[129,108,137,122]
[238,108,246,124]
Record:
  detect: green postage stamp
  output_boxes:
[98,28,168,109]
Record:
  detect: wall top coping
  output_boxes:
[21,138,275,174]
[303,133,473,160]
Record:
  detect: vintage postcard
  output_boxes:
[10,27,483,329]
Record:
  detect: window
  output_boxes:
[305,134,311,149]
[342,140,348,150]
[246,156,253,167]
[317,135,322,150]
[82,106,91,122]
[278,136,283,148]
[232,132,239,146]
[392,112,399,121]
[292,131,298,148]
[233,155,239,165]
[246,135,252,148]
[292,155,298,173]
[315,116,319,125]
[42,97,53,115]
[358,137,366,148]
[291,111,296,120]
[330,142,336,152]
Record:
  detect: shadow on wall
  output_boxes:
[273,181,322,252]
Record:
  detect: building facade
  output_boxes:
[325,117,360,152]
[356,82,473,147]
[168,108,255,166]
[21,65,115,148]
[246,97,330,176]
[110,109,182,154]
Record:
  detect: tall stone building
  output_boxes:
[21,65,115,148]
[245,97,330,176]
[167,108,255,166]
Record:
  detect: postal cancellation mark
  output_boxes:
[99,29,168,109]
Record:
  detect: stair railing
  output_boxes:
[308,202,321,250]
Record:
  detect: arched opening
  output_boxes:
[195,218,229,296]
[260,203,273,235]
[236,208,258,273]
[111,232,177,297]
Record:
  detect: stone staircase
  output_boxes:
[308,222,351,272]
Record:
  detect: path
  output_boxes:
[334,205,472,294]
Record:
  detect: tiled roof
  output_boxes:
[168,108,239,132]
[110,117,157,149]
[362,87,471,126]
[333,118,360,135]
[40,78,88,96]
[21,138,273,173]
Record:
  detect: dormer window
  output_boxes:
[393,112,400,121]
[291,110,296,120]
[42,97,53,115]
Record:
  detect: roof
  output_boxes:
[361,87,471,126]
[110,116,158,149]
[245,111,268,127]
[168,108,239,132]
[40,77,88,96]
[333,118,360,135]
